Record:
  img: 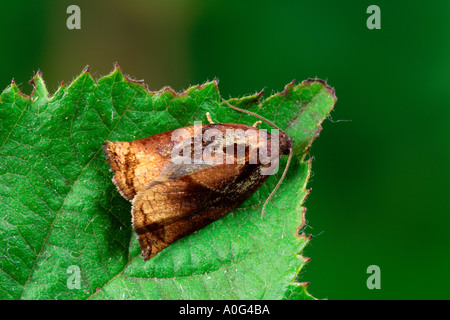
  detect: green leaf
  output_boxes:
[0,66,336,300]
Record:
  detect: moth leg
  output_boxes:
[252,120,262,128]
[206,112,215,124]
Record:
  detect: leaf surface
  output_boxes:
[0,67,336,299]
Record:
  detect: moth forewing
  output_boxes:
[223,127,260,165]
[202,127,224,165]
[259,128,280,176]
[104,100,295,260]
[170,127,194,165]
[246,128,259,165]
[189,121,204,165]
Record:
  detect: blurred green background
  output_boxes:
[1,0,449,299]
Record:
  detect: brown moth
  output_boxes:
[103,99,293,260]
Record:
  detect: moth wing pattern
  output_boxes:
[154,162,215,183]
[104,121,293,260]
[131,162,269,260]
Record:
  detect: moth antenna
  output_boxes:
[261,147,293,218]
[221,98,288,136]
[222,98,293,217]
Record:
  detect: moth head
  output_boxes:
[278,131,293,156]
[221,98,294,217]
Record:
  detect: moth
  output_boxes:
[103,99,293,260]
